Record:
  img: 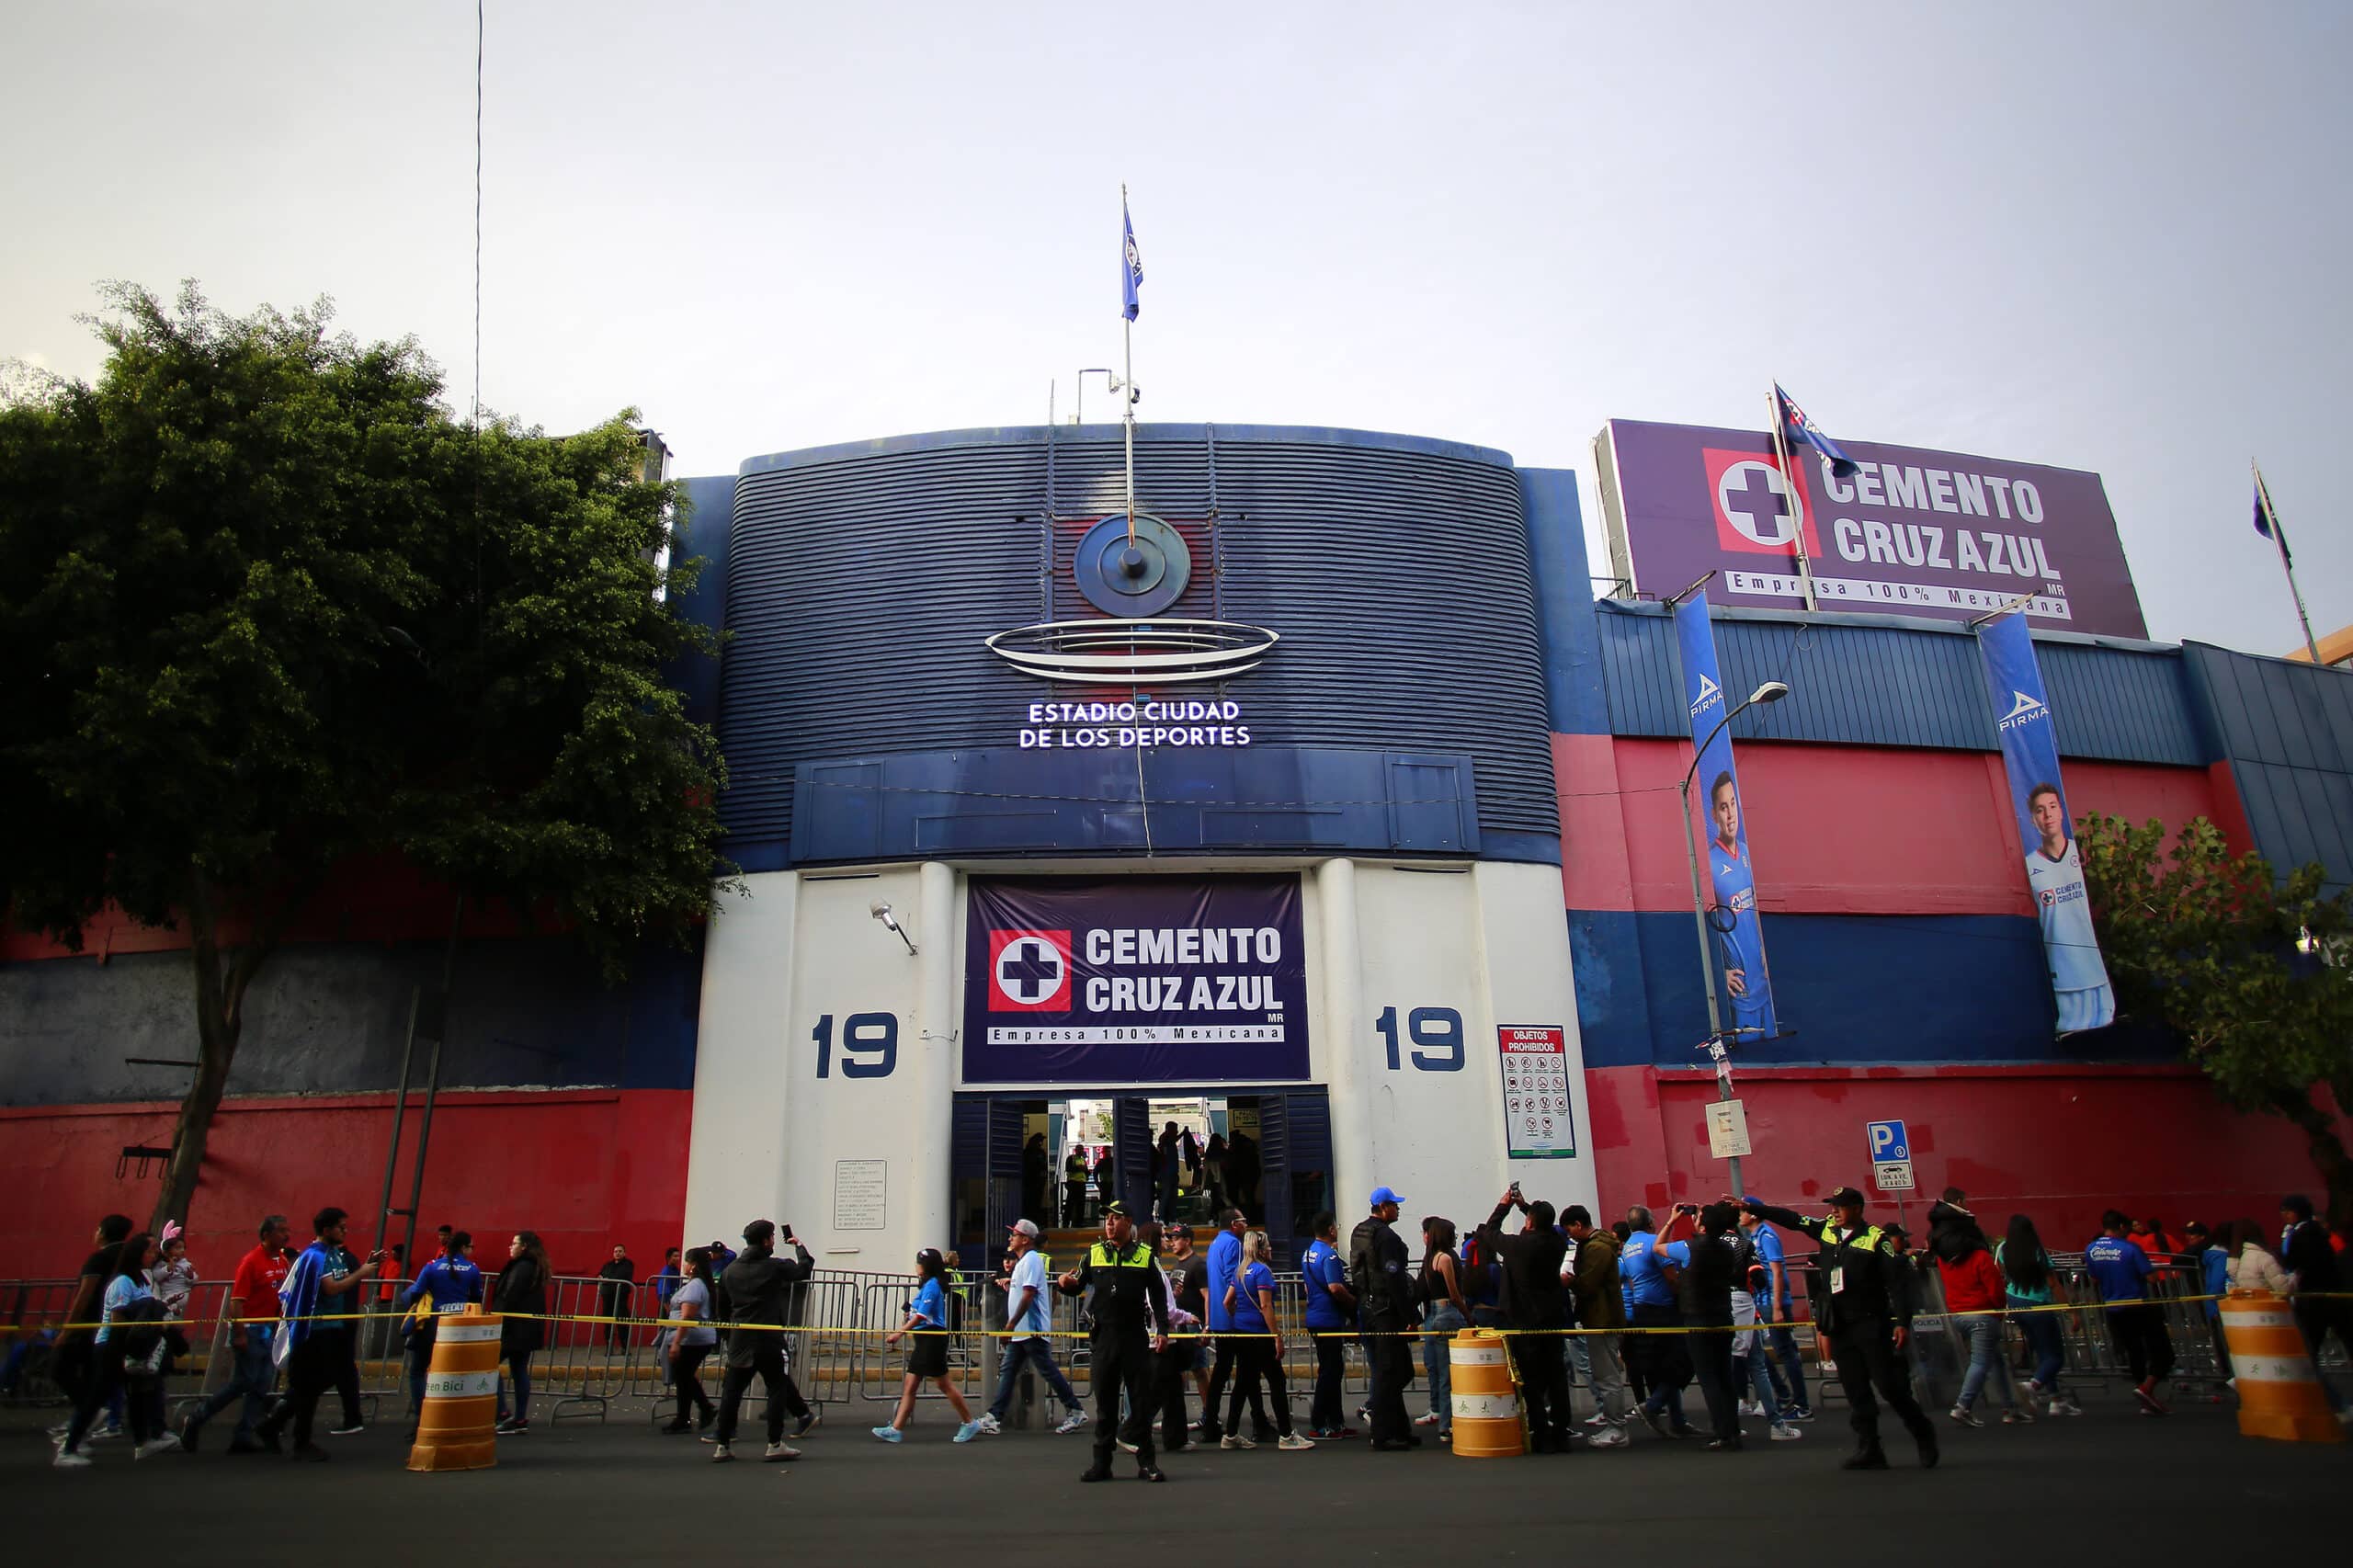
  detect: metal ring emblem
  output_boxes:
[983,619,1278,685]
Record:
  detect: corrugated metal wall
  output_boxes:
[720,425,1554,863]
[1594,600,2204,766]
[2184,642,2353,893]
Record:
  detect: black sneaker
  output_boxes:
[326,1422,364,1437]
[494,1417,529,1436]
[1079,1465,1113,1483]
[793,1407,822,1438]
[1137,1464,1166,1483]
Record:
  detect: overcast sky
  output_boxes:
[6,2,2346,653]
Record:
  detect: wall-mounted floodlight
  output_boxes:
[870,902,917,957]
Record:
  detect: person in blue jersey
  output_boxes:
[256,1207,384,1461]
[1301,1211,1357,1439]
[660,1247,721,1435]
[975,1218,1086,1437]
[1220,1229,1311,1449]
[2084,1210,2173,1415]
[1740,1207,1811,1419]
[1706,772,1778,1040]
[398,1230,483,1432]
[1620,1206,1696,1438]
[2024,783,2116,1032]
[875,1247,980,1445]
[1198,1208,1271,1443]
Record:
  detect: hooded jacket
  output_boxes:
[1927,1201,1987,1264]
[718,1240,814,1369]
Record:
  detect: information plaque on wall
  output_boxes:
[834,1159,888,1231]
[1497,1024,1575,1159]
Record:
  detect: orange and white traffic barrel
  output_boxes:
[1449,1328,1525,1458]
[407,1304,503,1471]
[2221,1289,2343,1445]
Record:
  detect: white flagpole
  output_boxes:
[1122,184,1137,551]
[1768,386,1818,612]
[2256,460,2322,665]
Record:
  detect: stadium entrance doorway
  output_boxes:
[949,1087,1333,1271]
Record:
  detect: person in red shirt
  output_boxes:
[1937,1243,2030,1427]
[178,1213,293,1453]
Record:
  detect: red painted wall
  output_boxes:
[0,1089,691,1281]
[1586,1062,2327,1245]
[1559,735,2240,916]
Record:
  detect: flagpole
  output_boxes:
[1768,386,1818,612]
[1122,183,1137,551]
[2256,460,2322,665]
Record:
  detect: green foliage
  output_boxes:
[1,282,733,1224]
[2078,812,2353,1219]
[1,281,731,970]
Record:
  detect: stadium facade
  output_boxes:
[5,420,2348,1275]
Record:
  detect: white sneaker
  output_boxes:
[1279,1433,1314,1450]
[1220,1433,1256,1449]
[53,1449,92,1468]
[1769,1422,1802,1441]
[1738,1399,1764,1417]
[1587,1424,1630,1449]
[1413,1411,1441,1426]
[709,1443,733,1462]
[764,1441,801,1460]
[972,1413,1003,1436]
[1583,1412,1610,1427]
[135,1435,181,1459]
[1949,1404,1984,1428]
[1054,1408,1088,1435]
[2002,1407,2035,1425]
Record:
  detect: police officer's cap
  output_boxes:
[1825,1186,1866,1209]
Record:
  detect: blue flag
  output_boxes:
[1674,591,1779,1041]
[1774,382,1858,479]
[1973,612,2114,1036]
[1121,197,1142,322]
[2254,474,2290,563]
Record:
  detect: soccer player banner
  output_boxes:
[1973,611,2116,1034]
[1674,592,1779,1040]
[963,875,1309,1084]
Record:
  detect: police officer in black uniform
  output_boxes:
[1055,1199,1170,1483]
[1743,1187,1938,1471]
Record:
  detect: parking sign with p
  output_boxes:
[1866,1119,1909,1162]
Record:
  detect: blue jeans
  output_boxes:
[2011,1299,2063,1394]
[1954,1315,2016,1410]
[193,1328,278,1441]
[1422,1303,1465,1421]
[1764,1319,1809,1411]
[989,1336,1081,1419]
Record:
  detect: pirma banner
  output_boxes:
[963,875,1309,1084]
[1673,592,1779,1040]
[1972,611,2115,1033]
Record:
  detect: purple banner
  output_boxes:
[1598,419,2147,638]
[962,875,1309,1085]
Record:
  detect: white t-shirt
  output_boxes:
[1006,1251,1050,1340]
[667,1276,717,1347]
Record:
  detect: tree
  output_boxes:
[2077,812,2353,1225]
[0,282,733,1233]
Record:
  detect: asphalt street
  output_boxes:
[5,1389,2344,1562]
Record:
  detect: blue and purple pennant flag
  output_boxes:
[1121,196,1142,322]
[1774,382,1859,480]
[2254,471,2290,564]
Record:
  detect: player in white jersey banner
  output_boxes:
[1973,611,2115,1034]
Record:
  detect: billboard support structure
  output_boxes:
[1767,386,1818,612]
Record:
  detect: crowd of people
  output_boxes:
[32,1180,2352,1476]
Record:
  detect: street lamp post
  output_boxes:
[1679,679,1790,1199]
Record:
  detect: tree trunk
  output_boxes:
[2271,1085,2353,1232]
[148,868,274,1235]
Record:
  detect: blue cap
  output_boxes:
[1369,1186,1404,1208]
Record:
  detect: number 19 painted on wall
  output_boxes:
[1375,1005,1464,1072]
[812,1013,898,1078]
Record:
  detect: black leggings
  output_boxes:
[1223,1338,1292,1438]
[63,1343,155,1452]
[672,1343,716,1425]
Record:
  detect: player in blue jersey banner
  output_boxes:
[1674,592,1778,1040]
[1974,611,2115,1034]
